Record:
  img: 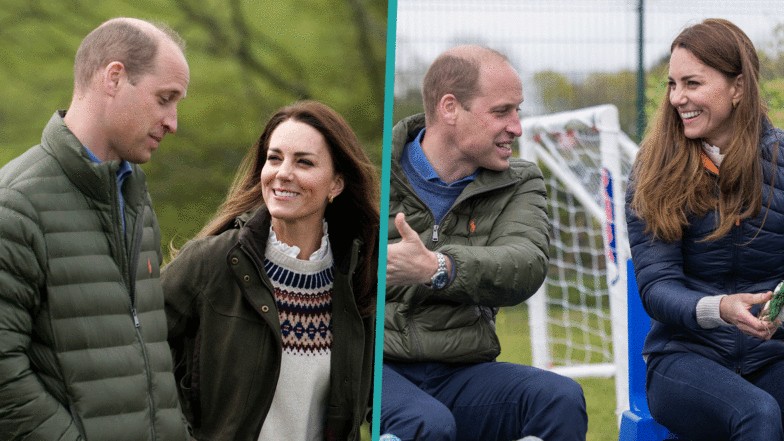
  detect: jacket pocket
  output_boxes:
[177,329,202,427]
[325,404,353,441]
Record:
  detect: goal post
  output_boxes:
[519,104,639,423]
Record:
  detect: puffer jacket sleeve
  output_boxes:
[0,189,82,440]
[625,184,704,331]
[433,161,551,307]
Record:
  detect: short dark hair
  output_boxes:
[422,46,508,122]
[73,19,185,91]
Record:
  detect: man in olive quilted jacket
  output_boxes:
[0,18,190,440]
[381,45,588,441]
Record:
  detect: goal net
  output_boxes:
[519,104,639,420]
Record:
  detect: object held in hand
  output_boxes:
[761,280,784,325]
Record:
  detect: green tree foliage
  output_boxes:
[533,70,639,141]
[644,26,784,131]
[529,25,784,143]
[0,0,387,250]
[392,83,424,125]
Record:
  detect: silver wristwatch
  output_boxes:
[428,252,449,289]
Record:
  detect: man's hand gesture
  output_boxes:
[386,213,447,286]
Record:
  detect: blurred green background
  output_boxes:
[0,0,387,251]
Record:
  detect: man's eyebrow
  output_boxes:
[160,89,186,100]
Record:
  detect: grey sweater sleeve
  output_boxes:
[696,295,731,329]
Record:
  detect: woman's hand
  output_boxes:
[719,291,777,340]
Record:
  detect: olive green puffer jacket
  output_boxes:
[384,114,551,363]
[0,111,188,440]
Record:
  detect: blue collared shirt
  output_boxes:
[83,147,133,235]
[401,128,477,224]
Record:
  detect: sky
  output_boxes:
[393,0,784,113]
[395,0,784,72]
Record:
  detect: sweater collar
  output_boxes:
[237,207,360,275]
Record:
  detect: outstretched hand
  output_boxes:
[720,291,777,340]
[386,213,440,286]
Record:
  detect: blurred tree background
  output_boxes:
[0,0,387,252]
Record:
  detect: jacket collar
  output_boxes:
[700,117,782,176]
[700,150,719,175]
[235,206,362,275]
[42,110,147,207]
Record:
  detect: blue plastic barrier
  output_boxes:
[618,259,685,441]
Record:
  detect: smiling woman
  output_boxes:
[626,18,784,441]
[260,119,345,258]
[667,46,741,149]
[162,100,379,441]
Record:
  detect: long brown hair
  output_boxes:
[630,18,768,242]
[198,100,379,316]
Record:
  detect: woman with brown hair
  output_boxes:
[163,100,379,440]
[626,18,784,440]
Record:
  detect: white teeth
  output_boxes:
[681,111,701,119]
[274,190,297,197]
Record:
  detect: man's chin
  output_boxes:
[485,158,511,171]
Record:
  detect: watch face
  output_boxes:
[432,271,448,289]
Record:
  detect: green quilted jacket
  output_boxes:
[384,114,551,363]
[0,111,188,440]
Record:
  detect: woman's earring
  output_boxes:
[329,195,334,204]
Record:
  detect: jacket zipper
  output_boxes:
[122,194,157,440]
[730,220,744,375]
[392,167,520,360]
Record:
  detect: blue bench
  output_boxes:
[618,259,685,441]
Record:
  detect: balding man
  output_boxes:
[382,45,588,440]
[0,18,190,440]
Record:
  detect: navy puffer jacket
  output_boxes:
[626,119,784,375]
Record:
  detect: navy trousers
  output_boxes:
[647,352,784,441]
[380,361,587,441]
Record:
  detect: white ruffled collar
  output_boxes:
[268,220,330,261]
[702,141,724,167]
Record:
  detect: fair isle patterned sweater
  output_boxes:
[258,227,333,441]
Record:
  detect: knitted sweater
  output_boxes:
[258,231,334,441]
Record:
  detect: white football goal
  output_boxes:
[519,104,639,422]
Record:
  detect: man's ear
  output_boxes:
[102,61,126,97]
[438,94,460,126]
